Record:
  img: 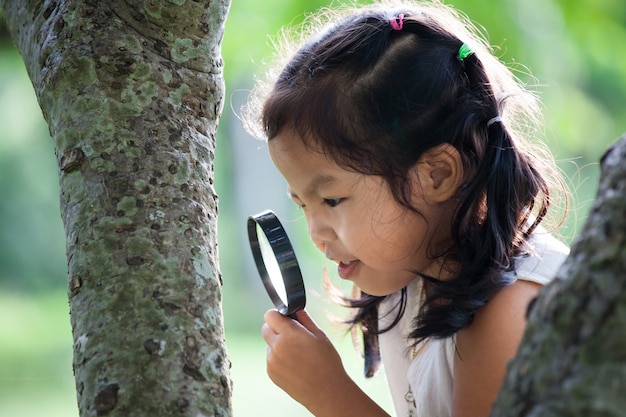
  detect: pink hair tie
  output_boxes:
[390,13,404,31]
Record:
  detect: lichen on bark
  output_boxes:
[0,0,232,416]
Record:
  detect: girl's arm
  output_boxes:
[262,309,390,417]
[452,279,541,417]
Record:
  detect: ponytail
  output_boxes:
[408,51,551,340]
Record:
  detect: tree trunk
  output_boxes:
[491,135,626,417]
[0,1,232,416]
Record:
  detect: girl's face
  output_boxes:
[269,130,450,296]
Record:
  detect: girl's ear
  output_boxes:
[413,143,463,205]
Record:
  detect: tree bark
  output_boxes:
[0,1,232,416]
[491,135,626,417]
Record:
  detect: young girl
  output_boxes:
[246,1,570,416]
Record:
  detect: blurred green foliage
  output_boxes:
[0,0,625,416]
[2,0,626,315]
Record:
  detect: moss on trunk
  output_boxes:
[1,0,232,415]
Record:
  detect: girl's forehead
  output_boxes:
[270,141,337,180]
[268,128,319,152]
[269,132,366,192]
[268,130,329,166]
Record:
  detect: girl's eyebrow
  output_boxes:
[289,174,337,200]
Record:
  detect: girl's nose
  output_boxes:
[307,214,337,251]
[313,240,325,253]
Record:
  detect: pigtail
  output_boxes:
[410,51,552,340]
[462,51,549,247]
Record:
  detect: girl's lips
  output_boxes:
[337,260,359,279]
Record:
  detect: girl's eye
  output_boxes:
[323,198,343,208]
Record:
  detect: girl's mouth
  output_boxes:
[337,260,359,279]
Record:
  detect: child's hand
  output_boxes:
[262,309,390,417]
[261,309,350,413]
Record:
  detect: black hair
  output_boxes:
[245,1,565,375]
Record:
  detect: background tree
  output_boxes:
[0,1,232,416]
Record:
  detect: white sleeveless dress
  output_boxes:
[378,232,569,417]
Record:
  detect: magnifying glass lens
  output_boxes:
[247,210,306,317]
[256,223,289,305]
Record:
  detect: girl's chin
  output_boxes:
[346,269,419,297]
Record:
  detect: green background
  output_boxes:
[1,0,625,415]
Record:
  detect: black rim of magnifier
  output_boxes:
[247,210,306,316]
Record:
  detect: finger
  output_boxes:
[261,322,276,345]
[294,309,325,337]
[264,309,298,334]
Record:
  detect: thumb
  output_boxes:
[294,309,325,337]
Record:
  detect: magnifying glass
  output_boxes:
[247,210,306,318]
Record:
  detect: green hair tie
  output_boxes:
[458,43,474,61]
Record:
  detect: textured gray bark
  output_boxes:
[491,135,626,417]
[0,1,232,416]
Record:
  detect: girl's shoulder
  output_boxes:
[455,230,569,367]
[454,231,569,372]
[452,276,543,416]
[452,231,569,416]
